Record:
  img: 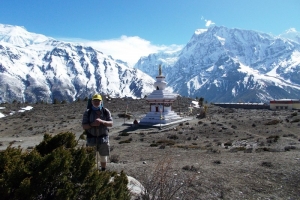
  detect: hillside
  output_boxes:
[0,98,300,199]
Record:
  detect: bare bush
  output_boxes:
[135,157,196,200]
[284,146,296,151]
[264,119,281,125]
[261,161,272,167]
[110,154,120,163]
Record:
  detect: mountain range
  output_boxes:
[135,26,300,103]
[1,24,300,103]
[0,24,154,103]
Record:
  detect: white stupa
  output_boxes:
[139,65,182,125]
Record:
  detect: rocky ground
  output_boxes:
[0,97,300,199]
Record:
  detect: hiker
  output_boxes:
[82,94,113,171]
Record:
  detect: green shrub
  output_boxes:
[53,98,59,104]
[119,140,131,144]
[0,132,130,200]
[119,132,130,136]
[167,134,178,140]
[291,118,300,123]
[264,119,281,125]
[213,160,221,164]
[291,112,298,116]
[261,161,272,167]
[156,139,175,146]
[284,146,296,151]
[266,135,279,143]
[224,141,232,146]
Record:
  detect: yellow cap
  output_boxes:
[92,94,102,100]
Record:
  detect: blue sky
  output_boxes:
[1,0,299,66]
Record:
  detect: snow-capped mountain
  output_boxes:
[0,24,50,47]
[135,26,300,102]
[135,50,181,78]
[1,24,300,104]
[0,24,155,103]
[279,28,300,44]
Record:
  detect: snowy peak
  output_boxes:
[279,28,300,44]
[0,24,51,47]
[134,50,181,79]
[1,23,300,103]
[0,24,155,103]
[194,29,207,35]
[135,26,300,102]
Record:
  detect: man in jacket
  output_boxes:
[82,94,113,171]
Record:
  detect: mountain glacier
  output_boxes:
[135,26,300,102]
[0,24,155,103]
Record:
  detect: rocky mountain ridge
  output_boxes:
[135,26,300,102]
[0,24,155,103]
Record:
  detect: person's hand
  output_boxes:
[94,118,105,126]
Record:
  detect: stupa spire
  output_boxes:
[159,64,162,76]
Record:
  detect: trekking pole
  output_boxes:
[96,134,99,170]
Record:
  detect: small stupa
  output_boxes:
[139,65,182,125]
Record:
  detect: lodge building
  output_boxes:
[269,99,300,110]
[214,99,300,110]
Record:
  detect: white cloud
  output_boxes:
[201,16,215,27]
[59,36,183,67]
[205,20,215,27]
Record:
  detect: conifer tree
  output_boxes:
[0,132,130,200]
